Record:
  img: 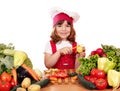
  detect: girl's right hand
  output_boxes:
[58,47,72,55]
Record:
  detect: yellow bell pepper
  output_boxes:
[107,70,120,88]
[97,57,115,73]
[97,57,109,70]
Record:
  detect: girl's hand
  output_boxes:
[58,47,72,55]
[76,52,86,58]
[76,46,86,58]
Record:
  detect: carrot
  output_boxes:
[11,68,17,85]
[21,64,40,81]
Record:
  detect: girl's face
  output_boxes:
[56,21,71,40]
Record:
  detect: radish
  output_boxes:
[90,50,97,56]
[96,48,104,55]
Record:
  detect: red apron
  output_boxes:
[50,40,77,69]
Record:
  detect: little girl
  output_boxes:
[44,8,85,69]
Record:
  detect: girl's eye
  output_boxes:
[66,25,70,27]
[57,25,62,27]
[56,24,70,27]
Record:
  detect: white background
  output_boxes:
[0,0,120,70]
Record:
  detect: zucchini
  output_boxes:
[68,72,78,77]
[35,78,50,88]
[78,74,96,90]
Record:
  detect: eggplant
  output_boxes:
[16,66,25,73]
[17,66,33,83]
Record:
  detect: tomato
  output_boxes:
[96,70,106,78]
[0,72,12,82]
[90,68,98,77]
[90,68,106,79]
[0,81,11,91]
[95,70,106,79]
[84,76,90,81]
[84,75,97,84]
[10,78,16,88]
[95,78,108,90]
[89,77,97,84]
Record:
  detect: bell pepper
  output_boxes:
[97,57,109,70]
[103,60,116,73]
[107,70,120,88]
[97,57,116,73]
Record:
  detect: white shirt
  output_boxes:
[44,40,72,54]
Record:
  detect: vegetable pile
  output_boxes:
[1,43,120,91]
[0,43,49,91]
[77,44,120,90]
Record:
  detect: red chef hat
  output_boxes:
[50,7,80,26]
[53,12,73,26]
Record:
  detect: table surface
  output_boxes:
[40,82,119,91]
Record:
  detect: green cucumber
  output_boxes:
[68,72,78,77]
[35,78,50,88]
[78,74,96,90]
[10,84,21,91]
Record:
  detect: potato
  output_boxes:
[16,87,26,91]
[58,78,62,84]
[21,77,31,89]
[28,84,41,91]
[64,77,69,84]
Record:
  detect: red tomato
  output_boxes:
[10,78,16,88]
[84,76,90,81]
[89,77,97,84]
[90,68,106,79]
[0,81,11,91]
[0,72,12,82]
[95,78,108,90]
[96,70,106,79]
[90,68,98,77]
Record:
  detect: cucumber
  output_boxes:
[35,78,50,88]
[78,74,96,90]
[10,84,21,91]
[68,72,78,77]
